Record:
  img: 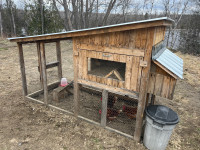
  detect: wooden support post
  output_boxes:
[101,90,108,127]
[134,28,155,142]
[151,94,156,105]
[40,42,49,105]
[73,38,79,117]
[17,43,28,98]
[56,40,62,80]
[37,42,43,87]
[145,93,150,107]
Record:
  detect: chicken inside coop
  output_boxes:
[99,94,138,121]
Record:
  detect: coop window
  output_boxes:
[88,58,126,81]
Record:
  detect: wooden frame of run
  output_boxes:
[25,81,135,139]
[12,17,175,142]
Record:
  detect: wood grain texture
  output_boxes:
[125,56,133,90]
[18,43,28,98]
[40,42,48,104]
[80,44,145,57]
[56,41,62,79]
[37,42,43,87]
[161,76,170,98]
[147,73,177,100]
[154,27,166,45]
[154,74,164,95]
[134,27,155,142]
[73,38,80,117]
[101,90,108,127]
[130,57,140,91]
[78,79,138,99]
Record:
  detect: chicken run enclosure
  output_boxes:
[8,17,183,141]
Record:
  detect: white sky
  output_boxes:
[11,0,196,14]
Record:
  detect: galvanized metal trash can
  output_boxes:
[143,105,179,150]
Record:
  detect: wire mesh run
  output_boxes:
[105,94,138,135]
[29,83,138,137]
[78,86,138,136]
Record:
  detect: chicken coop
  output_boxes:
[8,17,183,141]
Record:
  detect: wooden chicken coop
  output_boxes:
[8,17,183,141]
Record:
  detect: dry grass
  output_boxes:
[0,39,200,149]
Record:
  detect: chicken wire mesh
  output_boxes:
[33,84,138,136]
[105,94,138,135]
[78,87,138,136]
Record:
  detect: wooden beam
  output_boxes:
[37,42,43,87]
[40,42,49,105]
[101,90,108,127]
[78,79,138,99]
[56,41,62,79]
[73,38,80,117]
[27,81,60,98]
[46,61,59,69]
[17,43,28,98]
[80,44,145,57]
[134,28,155,141]
[9,20,172,43]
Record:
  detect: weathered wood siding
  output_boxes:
[154,26,166,45]
[75,29,150,92]
[147,65,177,100]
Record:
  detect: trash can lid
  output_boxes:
[146,105,179,125]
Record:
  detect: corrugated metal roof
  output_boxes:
[152,48,183,79]
[8,17,174,41]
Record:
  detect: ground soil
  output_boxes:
[0,39,200,150]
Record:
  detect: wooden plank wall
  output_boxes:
[147,73,176,99]
[154,26,166,45]
[75,29,149,92]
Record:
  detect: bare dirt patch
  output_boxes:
[0,39,200,150]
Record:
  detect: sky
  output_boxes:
[9,0,197,14]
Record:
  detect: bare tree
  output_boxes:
[170,0,189,48]
[0,0,3,37]
[102,0,117,26]
[63,0,73,30]
[72,0,79,29]
[121,0,131,22]
[38,0,44,34]
[52,0,66,29]
[163,0,189,48]
[6,0,16,36]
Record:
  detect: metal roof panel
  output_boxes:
[153,48,183,79]
[8,17,174,41]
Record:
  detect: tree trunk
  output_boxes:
[95,0,99,26]
[52,0,67,30]
[85,0,89,28]
[0,0,3,37]
[102,0,117,26]
[10,6,16,36]
[80,0,84,28]
[72,0,79,29]
[63,0,73,31]
[39,0,44,34]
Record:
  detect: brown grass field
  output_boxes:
[0,39,200,150]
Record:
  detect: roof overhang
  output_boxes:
[8,17,174,44]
